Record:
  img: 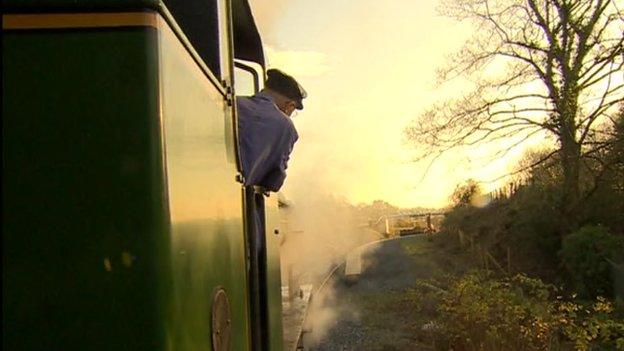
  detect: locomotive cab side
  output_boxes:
[3,1,282,350]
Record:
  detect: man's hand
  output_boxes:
[253,185,270,197]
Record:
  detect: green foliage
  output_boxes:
[411,272,624,351]
[436,272,560,350]
[440,129,624,286]
[556,296,624,351]
[428,107,624,348]
[581,106,624,233]
[505,181,567,278]
[560,225,624,299]
[440,182,563,281]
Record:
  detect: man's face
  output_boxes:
[279,100,298,117]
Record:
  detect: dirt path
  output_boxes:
[301,235,443,351]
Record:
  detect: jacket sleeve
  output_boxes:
[260,125,298,192]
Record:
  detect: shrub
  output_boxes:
[435,272,560,350]
[560,225,623,299]
[450,179,483,207]
[556,296,624,351]
[412,272,624,350]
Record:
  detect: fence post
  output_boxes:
[482,247,489,271]
[507,247,511,275]
[486,251,506,275]
[470,235,474,254]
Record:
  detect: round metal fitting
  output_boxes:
[211,287,232,351]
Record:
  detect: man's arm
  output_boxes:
[260,168,287,193]
[259,124,298,192]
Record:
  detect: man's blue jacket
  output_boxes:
[237,91,299,192]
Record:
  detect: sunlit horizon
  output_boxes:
[249,0,557,209]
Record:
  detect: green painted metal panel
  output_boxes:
[2,28,169,350]
[264,195,285,351]
[157,18,252,351]
[3,7,271,351]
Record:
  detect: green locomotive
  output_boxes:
[3,1,283,350]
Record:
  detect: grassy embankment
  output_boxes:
[342,229,623,351]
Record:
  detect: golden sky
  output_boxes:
[248,0,551,209]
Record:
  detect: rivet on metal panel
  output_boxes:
[103,258,112,272]
[121,251,133,268]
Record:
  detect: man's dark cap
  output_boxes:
[265,69,307,110]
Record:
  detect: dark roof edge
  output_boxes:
[232,0,265,68]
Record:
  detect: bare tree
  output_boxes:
[406,0,623,231]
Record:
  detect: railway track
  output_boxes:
[296,235,437,350]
